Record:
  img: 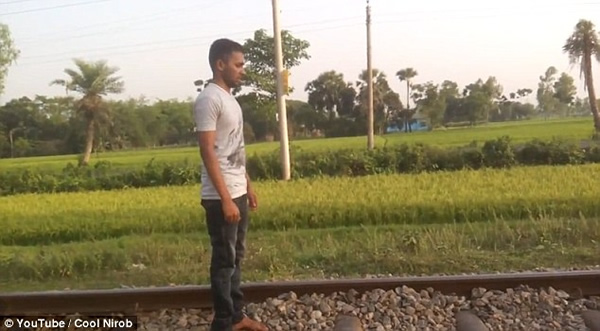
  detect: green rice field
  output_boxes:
[1,162,599,291]
[0,117,593,172]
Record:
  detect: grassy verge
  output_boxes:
[1,164,599,246]
[1,217,599,292]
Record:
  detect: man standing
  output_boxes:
[194,38,268,331]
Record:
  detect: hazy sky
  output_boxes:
[1,0,599,107]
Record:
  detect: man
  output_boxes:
[194,38,268,331]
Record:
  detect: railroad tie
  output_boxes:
[455,311,490,331]
[333,315,364,331]
[582,310,600,331]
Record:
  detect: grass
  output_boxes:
[1,217,598,292]
[0,117,594,172]
[1,164,599,246]
[1,162,599,292]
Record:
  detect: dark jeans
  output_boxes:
[201,194,249,331]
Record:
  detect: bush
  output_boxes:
[482,136,515,168]
[585,145,600,163]
[1,137,599,196]
[516,139,585,165]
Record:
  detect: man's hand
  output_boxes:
[198,130,237,223]
[222,199,241,223]
[246,172,257,211]
[248,187,258,211]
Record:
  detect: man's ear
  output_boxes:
[216,59,225,71]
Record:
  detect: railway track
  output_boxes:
[1,270,600,330]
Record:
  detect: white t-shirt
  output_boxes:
[193,83,247,200]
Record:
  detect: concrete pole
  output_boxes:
[271,0,291,180]
[366,0,374,150]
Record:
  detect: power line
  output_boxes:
[13,3,600,66]
[14,0,596,45]
[13,0,594,48]
[14,24,369,69]
[14,0,222,43]
[16,6,320,47]
[0,0,41,5]
[0,0,110,16]
[374,0,600,18]
[17,9,262,46]
[14,9,589,67]
[14,21,367,67]
[373,7,600,25]
[18,16,364,62]
[13,1,321,46]
[17,1,595,63]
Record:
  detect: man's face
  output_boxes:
[220,51,245,88]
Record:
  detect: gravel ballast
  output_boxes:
[137,284,600,330]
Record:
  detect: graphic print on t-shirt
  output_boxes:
[226,117,246,169]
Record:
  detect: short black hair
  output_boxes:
[209,38,244,71]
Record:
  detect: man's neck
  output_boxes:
[211,78,231,94]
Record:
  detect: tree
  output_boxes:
[0,127,7,157]
[554,73,577,105]
[238,29,310,141]
[0,97,35,158]
[0,95,78,158]
[463,90,491,125]
[286,99,325,137]
[152,99,195,146]
[396,68,418,132]
[0,23,20,96]
[305,70,351,120]
[412,81,459,128]
[536,66,560,118]
[356,69,401,134]
[495,88,534,122]
[563,19,600,131]
[237,92,277,141]
[552,72,577,116]
[51,59,124,165]
[462,77,502,125]
[242,29,310,99]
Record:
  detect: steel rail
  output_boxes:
[1,270,599,316]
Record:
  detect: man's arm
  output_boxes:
[245,171,258,210]
[194,95,232,203]
[198,131,232,202]
[245,172,252,191]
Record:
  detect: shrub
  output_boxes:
[1,137,599,196]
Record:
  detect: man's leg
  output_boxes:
[229,195,268,331]
[231,194,248,324]
[202,199,239,331]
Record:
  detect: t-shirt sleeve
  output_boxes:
[194,94,221,132]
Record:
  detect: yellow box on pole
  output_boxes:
[282,69,289,94]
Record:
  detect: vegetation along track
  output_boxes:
[1,271,600,328]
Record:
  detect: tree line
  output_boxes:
[0,19,599,164]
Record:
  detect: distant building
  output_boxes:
[386,111,430,133]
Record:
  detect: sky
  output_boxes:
[1,0,600,107]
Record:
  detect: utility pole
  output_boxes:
[271,0,291,180]
[366,0,374,150]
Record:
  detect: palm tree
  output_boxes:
[357,69,399,134]
[51,59,124,165]
[396,68,418,132]
[305,70,348,121]
[563,19,600,132]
